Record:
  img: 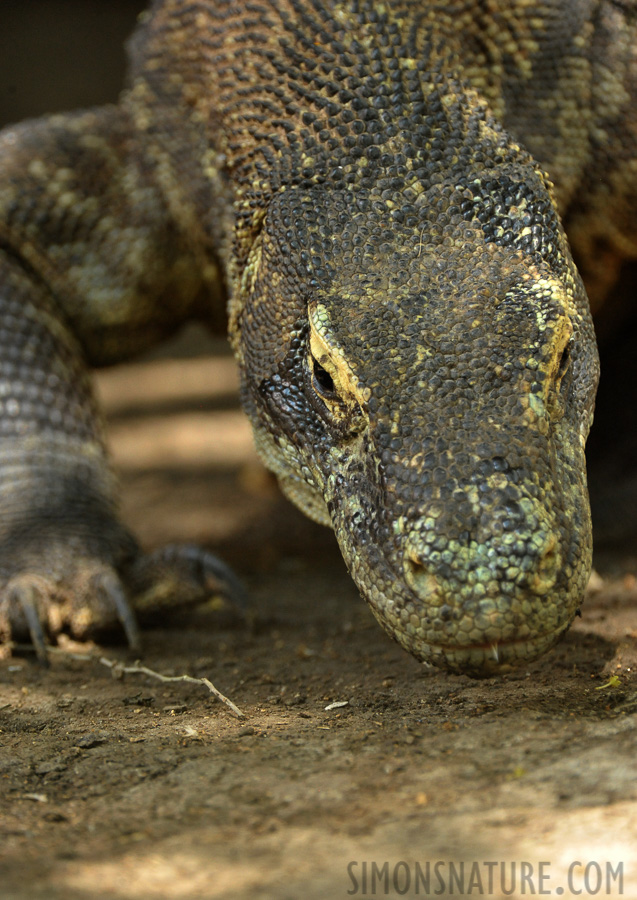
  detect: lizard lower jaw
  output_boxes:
[362,566,577,675]
[332,493,589,674]
[359,555,580,674]
[406,624,571,676]
[385,528,573,672]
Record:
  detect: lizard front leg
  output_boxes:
[0,107,238,658]
[0,247,141,658]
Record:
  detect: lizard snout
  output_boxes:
[402,519,561,605]
[396,511,564,670]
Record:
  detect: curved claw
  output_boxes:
[6,576,51,665]
[92,570,141,652]
[168,544,249,611]
[128,543,249,616]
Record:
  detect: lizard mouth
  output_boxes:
[326,461,589,675]
[345,541,577,675]
[409,622,572,676]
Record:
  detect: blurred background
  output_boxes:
[0,0,145,127]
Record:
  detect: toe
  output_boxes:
[90,569,141,651]
[2,575,56,664]
[125,543,248,617]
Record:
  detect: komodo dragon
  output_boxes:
[0,0,634,674]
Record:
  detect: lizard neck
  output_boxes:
[131,1,504,254]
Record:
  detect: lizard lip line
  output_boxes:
[421,625,569,654]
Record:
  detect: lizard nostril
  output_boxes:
[404,555,440,600]
[530,534,560,595]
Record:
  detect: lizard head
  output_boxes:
[234,170,599,674]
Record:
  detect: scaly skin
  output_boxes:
[1,1,635,671]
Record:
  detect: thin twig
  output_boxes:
[10,644,244,718]
[98,656,244,718]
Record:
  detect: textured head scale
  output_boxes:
[238,161,598,672]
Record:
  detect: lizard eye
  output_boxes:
[557,341,571,381]
[555,341,573,402]
[311,355,338,400]
[306,346,365,435]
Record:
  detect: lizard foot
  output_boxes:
[0,543,246,663]
[125,543,248,620]
[0,565,140,664]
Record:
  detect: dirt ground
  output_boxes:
[0,345,636,900]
